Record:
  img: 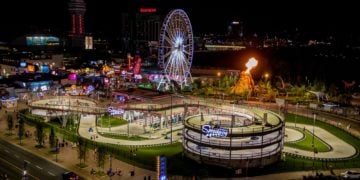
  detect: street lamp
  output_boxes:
[170,94,173,144]
[264,73,269,81]
[312,112,316,146]
[295,103,299,128]
[217,72,221,99]
[108,114,111,132]
[312,112,317,170]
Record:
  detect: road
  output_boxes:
[0,138,69,180]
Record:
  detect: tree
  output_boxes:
[96,145,107,170]
[7,114,14,135]
[77,138,88,165]
[35,123,45,147]
[18,116,25,145]
[49,127,56,148]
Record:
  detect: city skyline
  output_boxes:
[0,0,359,41]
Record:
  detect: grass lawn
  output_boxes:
[98,132,149,141]
[285,127,331,152]
[98,116,127,127]
[111,143,183,170]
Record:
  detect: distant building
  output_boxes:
[68,0,86,49]
[227,20,244,38]
[11,34,62,52]
[121,6,161,56]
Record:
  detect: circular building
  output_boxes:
[183,107,284,169]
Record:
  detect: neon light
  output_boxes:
[107,107,124,115]
[79,15,83,34]
[156,156,166,180]
[202,124,228,138]
[140,8,157,13]
[72,15,76,33]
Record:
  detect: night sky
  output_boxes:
[0,0,359,41]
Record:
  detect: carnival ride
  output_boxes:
[157,9,194,91]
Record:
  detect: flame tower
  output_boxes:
[68,0,86,48]
[231,58,258,97]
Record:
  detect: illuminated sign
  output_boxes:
[41,65,49,73]
[202,124,228,138]
[27,65,35,73]
[85,85,95,94]
[20,62,27,68]
[68,73,77,80]
[156,156,166,180]
[107,106,124,115]
[104,77,109,84]
[139,8,157,13]
[85,36,93,50]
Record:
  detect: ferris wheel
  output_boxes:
[158,9,194,90]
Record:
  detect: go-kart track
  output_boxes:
[28,97,357,167]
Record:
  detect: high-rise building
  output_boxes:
[68,0,86,49]
[120,5,161,56]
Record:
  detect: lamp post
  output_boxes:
[312,112,317,170]
[170,94,173,144]
[295,103,299,128]
[264,73,269,81]
[312,113,316,146]
[108,154,114,179]
[108,114,111,132]
[55,139,59,162]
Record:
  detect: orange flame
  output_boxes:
[245,57,258,73]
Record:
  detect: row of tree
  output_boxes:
[6,113,108,171]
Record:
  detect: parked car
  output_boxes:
[340,170,360,179]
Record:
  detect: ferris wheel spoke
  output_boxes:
[161,46,172,50]
[164,51,172,59]
[183,50,191,56]
[164,35,173,46]
[168,20,177,40]
[165,27,174,42]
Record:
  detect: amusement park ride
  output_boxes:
[157,9,194,91]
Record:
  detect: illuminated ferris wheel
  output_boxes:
[158,9,194,90]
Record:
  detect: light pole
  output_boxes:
[170,94,173,144]
[312,112,316,146]
[312,112,317,170]
[108,114,111,132]
[295,103,299,128]
[108,154,114,179]
[264,73,269,81]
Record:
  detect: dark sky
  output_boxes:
[0,0,359,41]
